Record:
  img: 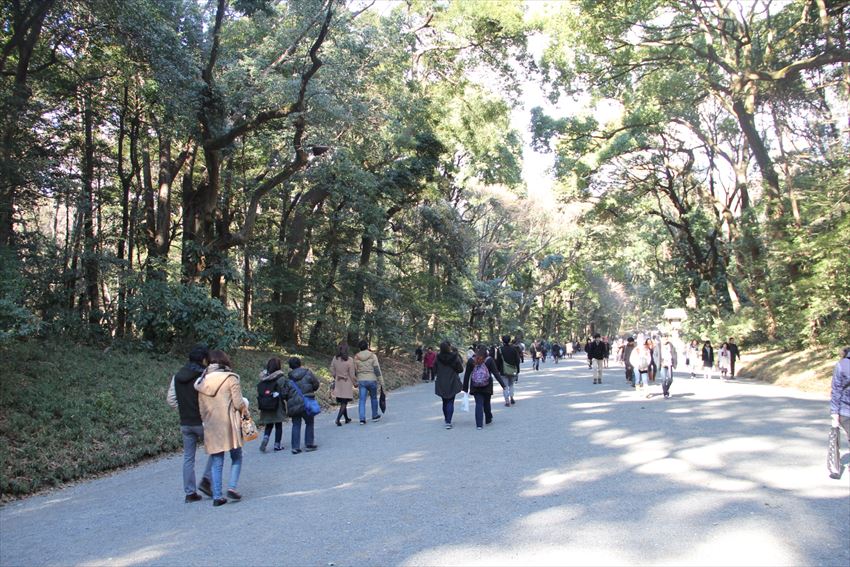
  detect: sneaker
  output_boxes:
[184,492,202,503]
[485,416,493,425]
[344,417,352,424]
[305,445,318,452]
[335,420,342,426]
[291,448,302,454]
[226,489,241,501]
[359,419,366,424]
[273,444,284,452]
[505,402,511,407]
[445,423,452,429]
[198,478,212,498]
[510,397,515,405]
[476,426,483,430]
[259,437,269,453]
[372,415,382,421]
[213,498,227,507]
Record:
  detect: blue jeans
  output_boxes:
[636,371,649,388]
[180,425,212,495]
[661,366,674,395]
[210,447,242,500]
[359,381,379,420]
[442,397,455,424]
[291,415,315,450]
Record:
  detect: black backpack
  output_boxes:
[257,379,279,411]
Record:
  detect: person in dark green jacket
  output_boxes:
[280,357,321,454]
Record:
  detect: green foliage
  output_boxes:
[128,282,249,350]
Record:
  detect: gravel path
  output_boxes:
[2,358,848,567]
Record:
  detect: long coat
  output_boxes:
[329,356,357,400]
[257,369,286,425]
[434,351,464,399]
[194,365,246,454]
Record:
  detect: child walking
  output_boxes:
[257,357,286,452]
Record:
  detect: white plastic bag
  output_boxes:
[460,392,470,413]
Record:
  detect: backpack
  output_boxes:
[257,379,279,411]
[471,362,490,388]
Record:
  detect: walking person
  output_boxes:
[701,340,715,380]
[687,339,700,378]
[622,336,636,385]
[496,334,522,406]
[565,340,574,359]
[587,333,606,384]
[257,357,286,452]
[718,343,731,379]
[659,336,678,398]
[434,340,464,429]
[648,337,658,384]
[727,337,741,377]
[166,345,213,503]
[194,350,247,507]
[532,341,541,371]
[281,357,321,453]
[423,347,437,381]
[354,340,385,424]
[462,347,502,430]
[330,342,357,426]
[630,338,653,397]
[829,347,850,479]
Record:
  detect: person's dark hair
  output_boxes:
[501,334,511,345]
[593,333,601,339]
[439,340,452,354]
[188,345,209,364]
[704,340,711,346]
[288,357,301,369]
[207,350,231,368]
[266,357,282,374]
[474,346,489,359]
[337,342,349,361]
[627,337,635,343]
[358,339,369,351]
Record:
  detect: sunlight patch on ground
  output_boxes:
[380,483,421,493]
[521,462,610,497]
[569,402,613,409]
[588,427,631,445]
[635,457,693,475]
[401,543,630,566]
[394,451,426,463]
[80,544,171,567]
[666,521,801,566]
[571,419,610,429]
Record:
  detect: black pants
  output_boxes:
[472,393,492,427]
[263,422,282,444]
[730,359,736,377]
[625,366,634,382]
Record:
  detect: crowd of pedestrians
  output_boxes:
[169,334,848,506]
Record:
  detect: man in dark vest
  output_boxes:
[588,334,607,384]
[167,345,213,502]
[727,337,740,378]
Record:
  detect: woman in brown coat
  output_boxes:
[194,350,247,507]
[330,343,357,426]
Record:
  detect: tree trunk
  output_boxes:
[81,89,100,325]
[243,247,253,331]
[346,234,374,346]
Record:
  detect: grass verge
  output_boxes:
[0,340,419,500]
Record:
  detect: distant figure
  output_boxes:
[462,347,501,430]
[659,336,677,399]
[531,341,541,371]
[622,337,636,385]
[194,350,247,506]
[727,337,741,377]
[281,357,321,453]
[257,357,286,452]
[701,340,715,380]
[496,334,522,407]
[587,333,606,384]
[565,341,574,358]
[687,339,700,378]
[415,345,423,363]
[423,347,437,381]
[166,344,212,503]
[630,338,652,397]
[829,347,850,478]
[718,343,731,379]
[434,340,464,429]
[355,340,385,424]
[330,342,357,426]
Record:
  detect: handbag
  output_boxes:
[460,391,470,413]
[290,379,321,417]
[379,386,386,413]
[828,426,843,479]
[241,414,258,441]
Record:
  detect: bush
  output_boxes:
[0,249,41,343]
[128,281,248,351]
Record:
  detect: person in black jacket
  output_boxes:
[495,335,522,407]
[726,337,740,377]
[166,345,213,503]
[434,340,465,429]
[463,347,502,430]
[587,333,606,384]
[280,357,321,454]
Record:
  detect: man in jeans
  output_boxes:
[659,335,678,399]
[167,345,213,502]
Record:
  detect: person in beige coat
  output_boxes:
[194,350,248,507]
[354,339,385,424]
[330,342,357,426]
